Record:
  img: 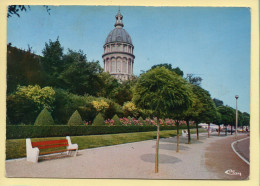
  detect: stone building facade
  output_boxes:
[102,10,135,81]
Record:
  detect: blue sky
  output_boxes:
[7,6,250,113]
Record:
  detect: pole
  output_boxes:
[235,95,239,139]
[208,123,210,138]
[155,117,160,173]
[176,122,179,152]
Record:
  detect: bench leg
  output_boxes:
[73,150,78,157]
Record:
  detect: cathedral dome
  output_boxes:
[104,10,133,45]
[105,28,132,45]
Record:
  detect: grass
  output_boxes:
[6,128,206,160]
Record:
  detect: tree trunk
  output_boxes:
[196,123,199,140]
[176,121,179,152]
[208,123,210,138]
[225,125,227,136]
[231,125,233,135]
[155,116,160,173]
[186,120,191,144]
[218,125,220,136]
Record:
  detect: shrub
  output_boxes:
[126,116,133,125]
[67,110,84,125]
[6,125,198,139]
[123,101,138,117]
[92,99,109,113]
[7,85,55,125]
[92,113,105,126]
[138,116,144,123]
[112,114,121,125]
[34,108,54,125]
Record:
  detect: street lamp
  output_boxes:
[235,95,239,138]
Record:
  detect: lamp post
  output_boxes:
[235,95,239,138]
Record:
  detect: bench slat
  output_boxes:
[32,139,68,147]
[39,148,77,155]
[37,144,69,150]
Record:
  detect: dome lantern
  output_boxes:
[114,9,124,28]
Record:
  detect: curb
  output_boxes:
[231,137,250,165]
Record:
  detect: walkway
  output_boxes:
[5,133,249,179]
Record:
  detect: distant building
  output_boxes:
[102,10,135,81]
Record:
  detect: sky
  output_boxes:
[7,6,251,113]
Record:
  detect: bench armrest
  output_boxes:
[26,138,39,163]
[66,136,78,150]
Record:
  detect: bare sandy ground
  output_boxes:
[5,132,249,179]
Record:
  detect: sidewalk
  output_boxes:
[5,132,249,179]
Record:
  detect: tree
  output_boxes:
[242,112,250,126]
[7,5,50,18]
[182,84,203,143]
[133,67,192,173]
[212,111,222,136]
[213,98,224,107]
[217,106,235,135]
[42,38,64,86]
[67,110,84,125]
[185,74,202,86]
[59,49,103,96]
[98,72,120,98]
[194,87,217,138]
[151,63,184,77]
[109,78,137,105]
[7,45,44,93]
[34,108,54,125]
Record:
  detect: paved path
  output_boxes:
[205,133,249,180]
[5,133,249,179]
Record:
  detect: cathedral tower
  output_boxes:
[102,10,135,81]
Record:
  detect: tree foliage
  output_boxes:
[192,86,217,124]
[7,5,50,18]
[151,63,183,77]
[185,74,203,86]
[59,49,103,95]
[242,112,250,126]
[213,98,224,107]
[123,101,138,117]
[41,38,64,86]
[7,45,45,93]
[109,78,137,105]
[217,106,235,125]
[133,67,192,119]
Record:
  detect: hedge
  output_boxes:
[6,125,198,139]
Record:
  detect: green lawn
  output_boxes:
[6,128,206,160]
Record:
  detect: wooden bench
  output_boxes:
[26,136,78,163]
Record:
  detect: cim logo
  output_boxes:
[225,169,242,176]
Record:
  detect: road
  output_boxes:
[204,133,249,180]
[233,136,250,162]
